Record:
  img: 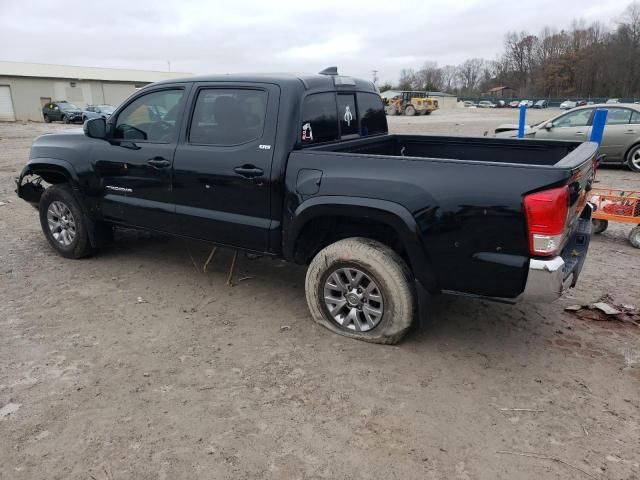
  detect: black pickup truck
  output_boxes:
[16,68,596,344]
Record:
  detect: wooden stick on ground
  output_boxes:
[227,250,238,286]
[203,246,217,272]
[186,247,200,274]
[497,450,600,480]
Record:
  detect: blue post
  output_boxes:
[590,109,608,145]
[518,104,527,138]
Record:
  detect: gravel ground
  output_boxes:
[1,113,639,480]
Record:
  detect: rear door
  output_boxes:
[598,107,635,162]
[535,108,593,142]
[171,83,278,251]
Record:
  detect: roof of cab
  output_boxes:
[151,72,378,93]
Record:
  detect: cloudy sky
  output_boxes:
[0,0,633,82]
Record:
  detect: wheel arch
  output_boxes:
[285,196,438,291]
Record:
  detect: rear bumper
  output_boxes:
[520,256,572,302]
[520,203,593,302]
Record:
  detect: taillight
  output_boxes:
[524,186,569,256]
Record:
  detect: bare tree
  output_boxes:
[457,58,484,93]
[416,61,443,91]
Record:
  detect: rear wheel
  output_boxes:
[630,225,640,248]
[39,184,93,258]
[385,105,397,116]
[305,237,417,344]
[626,144,640,172]
[592,219,608,234]
[43,114,50,123]
[404,105,416,116]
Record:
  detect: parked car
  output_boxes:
[508,100,520,108]
[519,100,533,107]
[477,100,495,108]
[559,100,577,110]
[495,100,506,108]
[495,103,640,172]
[534,100,548,109]
[16,69,595,344]
[462,100,476,107]
[42,101,84,123]
[606,98,620,104]
[83,104,115,121]
[576,100,588,106]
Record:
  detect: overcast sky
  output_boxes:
[0,0,634,83]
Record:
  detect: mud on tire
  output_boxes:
[39,184,94,259]
[305,237,417,344]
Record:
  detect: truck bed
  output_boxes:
[307,134,583,167]
[287,134,597,299]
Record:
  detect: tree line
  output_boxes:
[383,2,640,98]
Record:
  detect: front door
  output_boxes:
[172,84,278,252]
[535,108,593,142]
[93,86,189,231]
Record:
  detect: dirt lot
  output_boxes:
[1,111,639,480]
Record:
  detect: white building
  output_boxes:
[0,61,190,122]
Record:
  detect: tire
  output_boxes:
[592,219,608,234]
[424,110,432,115]
[404,105,416,116]
[43,114,50,123]
[626,144,640,172]
[305,237,417,344]
[39,184,94,259]
[630,225,640,249]
[63,115,69,124]
[385,105,397,116]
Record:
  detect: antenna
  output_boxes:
[319,66,338,75]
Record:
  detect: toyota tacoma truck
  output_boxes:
[16,68,596,344]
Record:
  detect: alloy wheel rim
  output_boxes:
[323,267,384,332]
[632,148,640,169]
[47,201,76,246]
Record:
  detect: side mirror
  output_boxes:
[84,117,107,139]
[544,122,553,130]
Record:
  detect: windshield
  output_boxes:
[59,103,80,111]
[97,105,115,114]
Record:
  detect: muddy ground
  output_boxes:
[1,110,639,480]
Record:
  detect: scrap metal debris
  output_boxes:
[565,295,640,327]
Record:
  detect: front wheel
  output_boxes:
[305,238,417,344]
[39,184,94,258]
[404,105,416,116]
[63,115,70,124]
[630,225,640,248]
[626,144,640,172]
[43,114,50,123]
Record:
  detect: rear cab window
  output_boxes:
[301,89,387,146]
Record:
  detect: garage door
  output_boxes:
[0,86,16,121]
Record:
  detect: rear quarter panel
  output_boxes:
[285,151,581,298]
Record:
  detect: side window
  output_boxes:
[605,108,632,125]
[301,93,339,144]
[337,93,358,137]
[631,110,640,124]
[189,89,267,145]
[114,89,184,142]
[554,109,592,128]
[356,92,387,135]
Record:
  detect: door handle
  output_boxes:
[147,157,171,168]
[234,165,264,177]
[625,130,637,134]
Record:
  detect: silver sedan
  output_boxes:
[495,104,640,172]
